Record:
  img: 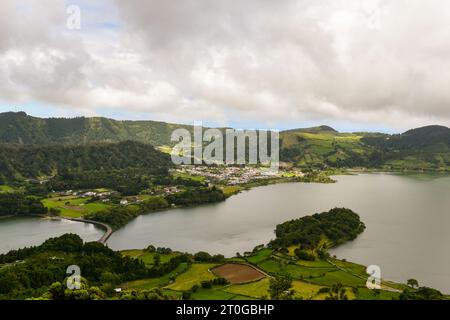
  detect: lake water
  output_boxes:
[1,173,449,292]
[0,217,104,254]
[107,173,450,292]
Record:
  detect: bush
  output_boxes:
[201,281,213,289]
[295,249,315,261]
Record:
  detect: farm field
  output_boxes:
[224,278,270,299]
[166,263,218,291]
[308,270,366,287]
[291,281,325,299]
[118,247,402,300]
[245,249,273,264]
[42,195,111,218]
[124,262,189,290]
[190,288,236,300]
[212,263,265,284]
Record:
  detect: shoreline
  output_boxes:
[0,214,113,245]
[62,217,113,244]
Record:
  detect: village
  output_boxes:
[38,164,306,219]
[173,165,304,186]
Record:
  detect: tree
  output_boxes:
[269,274,293,300]
[326,283,348,300]
[407,279,419,289]
[153,253,161,267]
[201,280,212,289]
[182,291,191,300]
[400,287,444,300]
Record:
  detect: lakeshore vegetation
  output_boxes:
[0,208,444,300]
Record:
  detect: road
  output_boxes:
[65,217,113,244]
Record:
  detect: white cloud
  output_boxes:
[1,0,450,131]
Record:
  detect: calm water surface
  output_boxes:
[107,173,450,292]
[0,217,103,253]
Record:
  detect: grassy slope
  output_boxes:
[280,129,374,167]
[280,126,450,170]
[0,112,194,147]
[165,263,218,291]
[119,248,402,300]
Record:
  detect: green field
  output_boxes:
[190,288,236,300]
[42,196,111,218]
[308,270,366,287]
[291,281,325,299]
[246,249,273,264]
[172,172,206,183]
[118,247,410,300]
[257,258,283,274]
[166,263,218,291]
[284,263,338,279]
[116,232,410,300]
[124,262,189,290]
[225,278,270,299]
[329,259,367,277]
[296,259,336,268]
[0,185,15,193]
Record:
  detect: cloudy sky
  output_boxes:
[1,0,450,132]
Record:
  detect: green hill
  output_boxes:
[279,127,378,168]
[0,140,172,182]
[280,125,450,170]
[361,125,450,171]
[1,112,449,171]
[0,111,193,147]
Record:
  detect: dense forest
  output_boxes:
[165,186,226,206]
[0,193,48,216]
[0,140,172,183]
[269,208,366,250]
[49,169,160,196]
[0,234,190,299]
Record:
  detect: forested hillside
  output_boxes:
[361,125,450,170]
[1,111,449,171]
[0,140,172,183]
[0,111,193,146]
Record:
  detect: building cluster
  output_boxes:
[174,166,283,186]
[144,186,181,196]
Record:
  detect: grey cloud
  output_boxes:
[1,0,450,130]
[113,0,450,128]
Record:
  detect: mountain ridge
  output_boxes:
[1,111,449,171]
[2,111,448,143]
